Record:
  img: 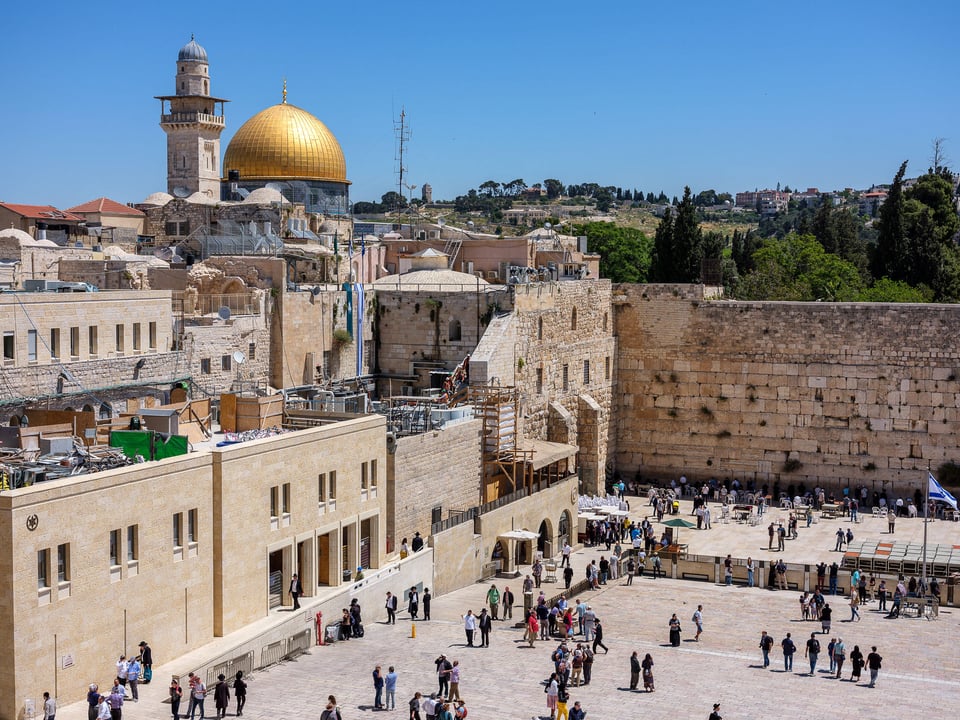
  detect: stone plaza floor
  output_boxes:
[58,499,959,720]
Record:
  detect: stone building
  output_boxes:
[0,412,387,719]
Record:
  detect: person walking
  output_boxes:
[592,618,609,654]
[501,586,514,619]
[668,614,682,647]
[478,608,492,647]
[877,580,888,611]
[759,630,773,667]
[385,666,398,710]
[232,672,246,717]
[781,632,796,671]
[569,701,585,720]
[850,645,864,682]
[629,651,641,690]
[561,541,572,568]
[709,703,722,720]
[138,642,153,684]
[692,605,703,642]
[408,587,420,620]
[486,584,500,620]
[820,603,832,634]
[563,564,574,589]
[213,675,230,719]
[746,557,755,587]
[126,656,141,702]
[435,655,452,697]
[188,675,206,720]
[804,633,820,675]
[626,557,636,585]
[887,509,896,533]
[448,662,463,701]
[652,553,662,579]
[385,592,398,624]
[462,610,477,647]
[833,638,846,679]
[168,679,182,720]
[556,682,570,720]
[849,592,860,621]
[87,685,101,720]
[408,692,422,720]
[866,646,883,687]
[526,611,539,647]
[423,588,432,620]
[545,673,559,720]
[43,692,56,720]
[289,573,303,610]
[373,665,385,710]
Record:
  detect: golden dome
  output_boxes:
[223,101,348,183]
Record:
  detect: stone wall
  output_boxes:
[614,284,960,495]
[181,312,271,395]
[389,419,483,549]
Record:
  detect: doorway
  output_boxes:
[268,550,283,609]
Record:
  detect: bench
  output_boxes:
[682,572,710,582]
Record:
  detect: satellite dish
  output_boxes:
[173,186,191,198]
[311,286,321,296]
[233,351,246,365]
[437,218,445,227]
[467,221,474,228]
[544,222,552,230]
[217,306,231,320]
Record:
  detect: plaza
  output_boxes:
[54,498,958,720]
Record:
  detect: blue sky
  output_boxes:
[1,1,957,209]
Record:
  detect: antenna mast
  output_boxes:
[394,107,411,227]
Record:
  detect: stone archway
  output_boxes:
[537,518,554,558]
[558,510,572,550]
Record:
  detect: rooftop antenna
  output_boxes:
[394,107,411,227]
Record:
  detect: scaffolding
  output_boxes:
[471,385,533,501]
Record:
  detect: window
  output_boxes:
[173,512,183,549]
[148,322,157,349]
[221,355,231,371]
[538,317,543,340]
[281,484,290,515]
[57,543,70,583]
[431,506,443,525]
[201,358,211,374]
[562,364,569,391]
[88,326,98,356]
[329,470,337,501]
[370,459,378,489]
[583,359,590,385]
[109,529,121,567]
[37,548,50,589]
[126,525,138,562]
[571,307,578,331]
[70,326,80,357]
[248,343,256,360]
[132,323,141,351]
[605,356,611,380]
[188,509,198,543]
[27,330,37,362]
[50,328,61,358]
[536,367,543,394]
[361,462,368,491]
[115,324,124,353]
[448,319,462,342]
[603,312,609,332]
[318,473,327,508]
[270,486,279,518]
[2,331,13,362]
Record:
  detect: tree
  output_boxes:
[672,186,703,282]
[650,208,675,282]
[572,222,653,282]
[871,161,909,282]
[857,278,933,303]
[380,191,405,210]
[931,137,950,174]
[479,180,501,197]
[503,179,526,197]
[543,178,564,199]
[594,187,614,212]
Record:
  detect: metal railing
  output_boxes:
[206,651,254,687]
[173,292,262,317]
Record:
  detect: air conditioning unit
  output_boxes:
[487,270,499,281]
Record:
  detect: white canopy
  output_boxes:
[499,529,540,541]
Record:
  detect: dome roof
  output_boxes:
[142,191,174,206]
[242,187,284,205]
[372,269,490,290]
[178,35,208,63]
[223,101,348,184]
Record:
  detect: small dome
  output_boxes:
[186,192,218,206]
[242,187,284,205]
[142,192,174,206]
[178,35,208,63]
[373,268,490,290]
[0,228,36,245]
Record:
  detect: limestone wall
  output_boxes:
[390,419,483,548]
[614,285,960,495]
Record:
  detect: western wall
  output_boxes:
[612,284,960,496]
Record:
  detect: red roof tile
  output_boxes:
[67,197,145,217]
[0,202,85,222]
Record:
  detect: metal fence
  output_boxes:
[206,651,255,687]
[431,477,567,535]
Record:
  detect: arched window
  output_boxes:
[203,79,208,94]
[448,318,462,342]
[571,307,578,331]
[99,403,113,420]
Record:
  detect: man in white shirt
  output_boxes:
[115,655,129,698]
[560,542,572,568]
[462,610,477,647]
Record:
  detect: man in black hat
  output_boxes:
[709,703,722,720]
[138,642,153,683]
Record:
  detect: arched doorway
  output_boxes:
[558,510,571,550]
[537,519,553,559]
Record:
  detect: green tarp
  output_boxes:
[109,431,189,461]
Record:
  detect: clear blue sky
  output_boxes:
[1,0,957,209]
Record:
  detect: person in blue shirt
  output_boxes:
[384,666,398,711]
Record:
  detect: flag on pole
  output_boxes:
[354,281,365,374]
[928,471,958,510]
[361,234,366,257]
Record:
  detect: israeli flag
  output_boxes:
[354,281,365,374]
[928,471,958,510]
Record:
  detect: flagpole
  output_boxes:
[922,463,930,589]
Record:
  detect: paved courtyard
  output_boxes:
[58,500,959,720]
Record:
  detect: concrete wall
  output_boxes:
[389,419,483,549]
[614,284,960,494]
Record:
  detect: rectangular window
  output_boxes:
[173,512,183,548]
[50,328,60,358]
[605,356,611,381]
[431,506,443,525]
[281,484,290,514]
[132,323,141,351]
[329,470,337,500]
[126,525,138,562]
[318,473,327,505]
[583,359,590,385]
[37,548,50,589]
[188,508,198,543]
[361,461,368,490]
[70,326,80,357]
[109,529,121,567]
[562,364,569,391]
[89,326,98,356]
[248,342,256,360]
[115,324,124,353]
[270,486,279,518]
[28,329,37,362]
[221,354,231,371]
[2,331,13,361]
[57,543,70,583]
[536,367,543,394]
[370,459,378,488]
[148,322,157,349]
[201,358,211,374]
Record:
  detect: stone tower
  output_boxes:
[155,36,228,198]
[421,183,432,204]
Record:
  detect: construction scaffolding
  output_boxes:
[471,385,533,502]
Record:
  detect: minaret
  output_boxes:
[155,36,228,198]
